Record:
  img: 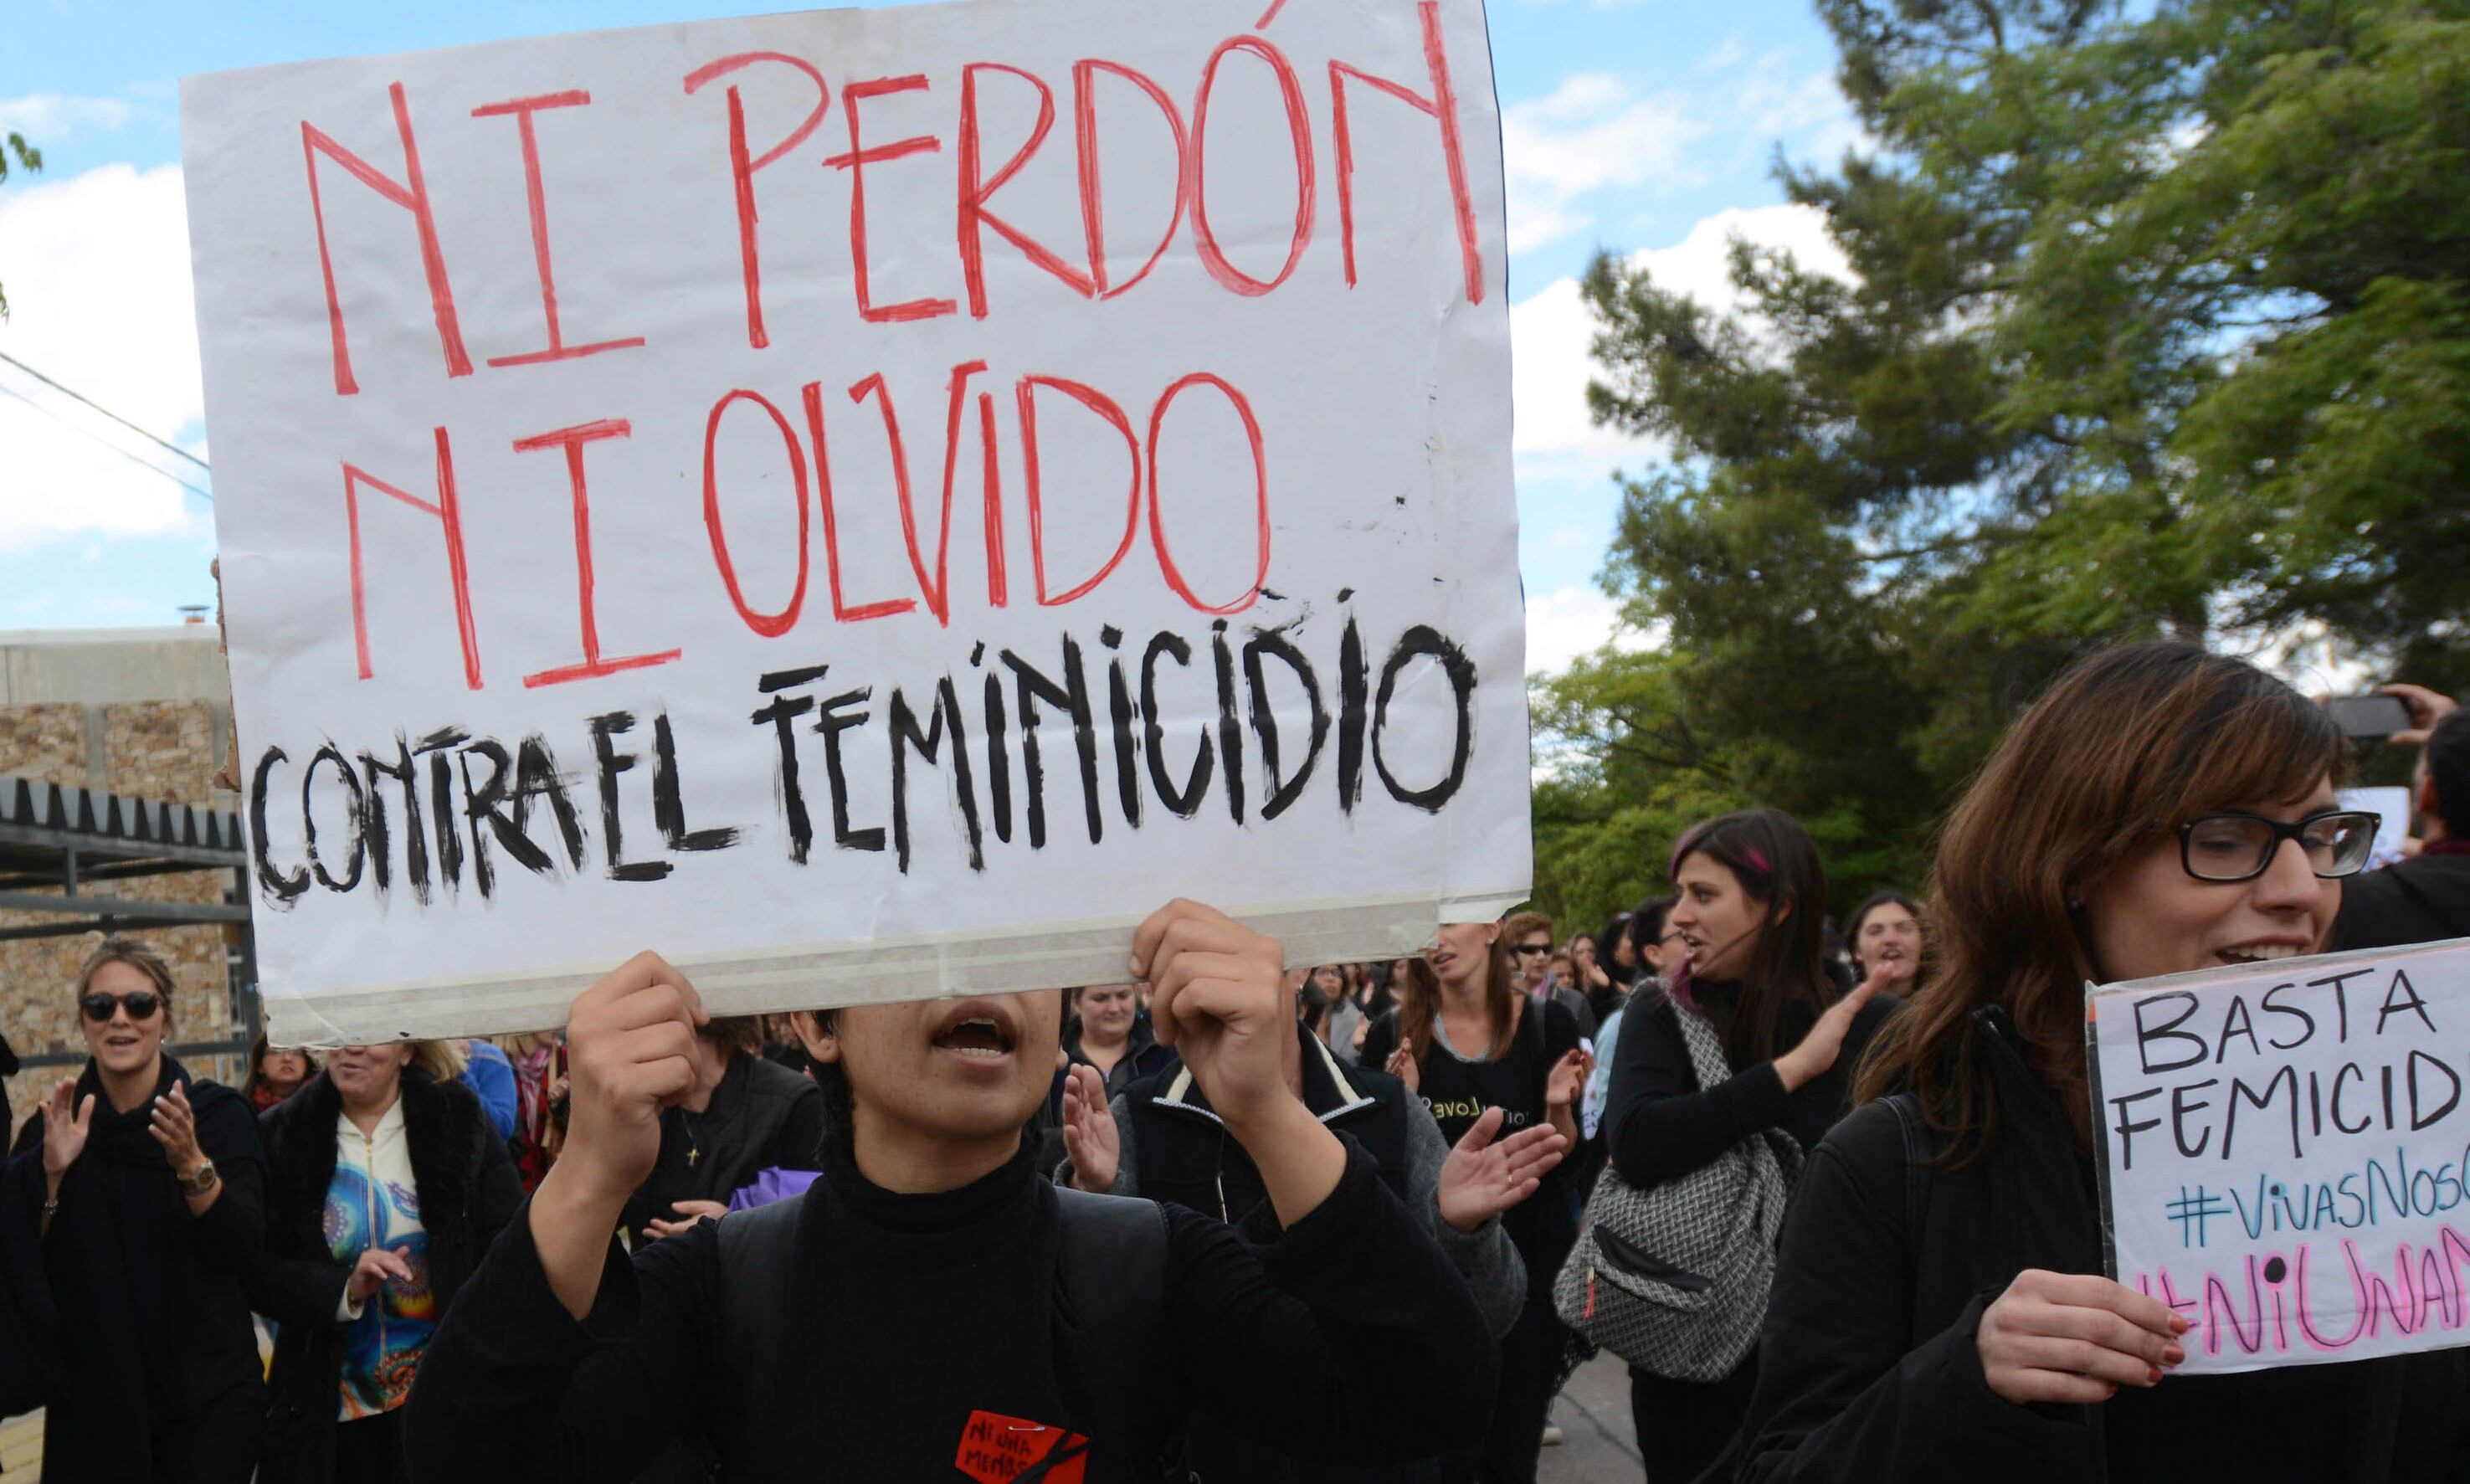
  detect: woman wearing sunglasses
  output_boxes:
[6,934,270,1481]
[1736,643,2462,1482]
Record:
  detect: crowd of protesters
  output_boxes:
[0,643,2464,1481]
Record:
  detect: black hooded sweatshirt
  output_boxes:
[8,1055,266,1480]
[403,1134,1498,1481]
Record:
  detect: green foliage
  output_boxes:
[1531,0,2469,931]
[0,131,40,318]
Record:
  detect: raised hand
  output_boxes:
[1977,1269,2187,1405]
[2384,682,2458,749]
[1543,1048,1593,1112]
[148,1082,207,1180]
[39,1077,94,1178]
[562,952,707,1204]
[1060,1062,1121,1193]
[1385,1037,1420,1094]
[1435,1107,1565,1232]
[347,1245,414,1303]
[1776,960,1892,1092]
[1132,900,1294,1130]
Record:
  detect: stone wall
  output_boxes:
[2,696,245,1132]
[0,703,84,787]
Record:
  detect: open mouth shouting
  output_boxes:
[929,999,1020,1069]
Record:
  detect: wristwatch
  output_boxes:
[180,1159,219,1197]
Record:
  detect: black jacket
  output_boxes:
[0,1032,18,1143]
[8,1058,266,1481]
[1737,1007,2468,1482]
[402,1137,1498,1481]
[2335,850,2470,952]
[1110,1021,1494,1484]
[1119,1020,1415,1223]
[252,1068,522,1483]
[0,1148,49,1419]
[622,1052,825,1237]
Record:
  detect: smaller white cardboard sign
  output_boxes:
[2091,937,2470,1373]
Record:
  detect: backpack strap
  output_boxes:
[1661,994,1734,1095]
[718,1196,804,1353]
[1882,1092,1935,1244]
[1051,1187,1172,1459]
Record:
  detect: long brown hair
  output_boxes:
[1855,641,2344,1168]
[1667,809,1835,1071]
[1396,932,1519,1068]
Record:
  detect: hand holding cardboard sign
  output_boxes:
[527,953,707,1320]
[1135,899,1345,1225]
[1976,1269,2187,1405]
[561,952,709,1205]
[1135,900,1296,1130]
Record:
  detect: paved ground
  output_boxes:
[1539,1350,1642,1483]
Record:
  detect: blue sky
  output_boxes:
[0,0,1858,670]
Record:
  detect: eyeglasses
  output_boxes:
[1512,942,1552,957]
[2176,810,2380,884]
[80,990,164,1023]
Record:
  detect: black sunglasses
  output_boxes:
[80,990,165,1023]
[2176,810,2380,884]
[1512,942,1552,957]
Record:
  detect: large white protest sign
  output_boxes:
[180,0,1527,1045]
[2091,938,2470,1373]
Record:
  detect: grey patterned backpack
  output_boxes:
[1553,994,1803,1381]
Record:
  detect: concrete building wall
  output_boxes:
[1,626,245,1131]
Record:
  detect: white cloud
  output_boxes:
[1524,582,1646,676]
[0,162,208,552]
[1500,74,1700,253]
[1498,45,1867,255]
[1725,49,1867,164]
[0,93,136,142]
[1511,202,1852,486]
[1695,35,1754,74]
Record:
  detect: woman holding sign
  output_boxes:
[1736,642,2462,1481]
[7,935,269,1482]
[401,899,1499,1481]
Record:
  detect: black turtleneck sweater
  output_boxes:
[1604,980,1899,1189]
[404,1132,1496,1481]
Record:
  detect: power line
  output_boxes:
[0,347,212,475]
[0,382,215,504]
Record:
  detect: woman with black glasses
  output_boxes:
[1736,643,2457,1482]
[7,934,269,1481]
